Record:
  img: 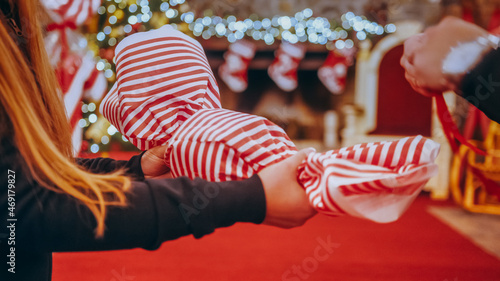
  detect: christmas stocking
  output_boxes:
[318,48,356,95]
[268,42,306,91]
[218,40,256,93]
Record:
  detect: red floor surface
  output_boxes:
[59,152,499,280]
[52,195,500,281]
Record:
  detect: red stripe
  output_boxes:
[116,37,206,66]
[118,53,210,83]
[356,143,369,163]
[182,139,195,179]
[69,105,82,130]
[383,141,398,168]
[83,68,100,90]
[323,174,346,214]
[412,137,426,164]
[341,183,370,196]
[55,1,74,18]
[396,137,414,167]
[170,142,182,178]
[208,142,220,181]
[120,99,196,135]
[325,162,392,175]
[371,179,394,193]
[370,144,383,165]
[119,65,209,92]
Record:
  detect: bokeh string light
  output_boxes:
[185,10,394,46]
[81,0,395,153]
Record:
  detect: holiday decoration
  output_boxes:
[184,9,392,45]
[101,25,439,223]
[318,47,356,94]
[81,0,397,153]
[218,40,256,93]
[268,42,306,91]
[187,0,363,20]
[42,0,107,155]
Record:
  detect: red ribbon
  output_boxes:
[46,21,78,60]
[434,94,487,156]
[435,95,500,199]
[46,21,78,32]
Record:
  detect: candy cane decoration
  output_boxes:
[42,0,107,154]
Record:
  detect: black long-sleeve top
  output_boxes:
[460,48,500,124]
[0,137,266,281]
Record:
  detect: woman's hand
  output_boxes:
[401,16,491,96]
[141,146,172,179]
[258,148,317,229]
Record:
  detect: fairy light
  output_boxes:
[101,136,110,145]
[94,1,394,52]
[84,0,396,152]
[87,103,96,112]
[90,144,100,153]
[96,32,105,41]
[88,114,98,123]
[81,104,89,113]
[385,23,397,33]
[107,125,118,135]
[78,119,87,128]
[180,8,391,45]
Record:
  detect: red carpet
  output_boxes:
[56,153,500,281]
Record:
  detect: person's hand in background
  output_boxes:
[401,16,492,96]
[259,148,317,229]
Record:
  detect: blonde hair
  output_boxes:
[0,0,130,237]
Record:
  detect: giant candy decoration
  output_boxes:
[41,0,108,154]
[101,25,440,223]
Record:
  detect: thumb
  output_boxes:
[147,145,167,159]
[285,148,316,168]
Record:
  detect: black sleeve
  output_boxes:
[459,48,500,124]
[75,151,146,181]
[0,142,266,255]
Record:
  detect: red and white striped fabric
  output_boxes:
[42,0,107,155]
[166,108,297,181]
[100,25,221,150]
[101,25,440,223]
[298,136,439,222]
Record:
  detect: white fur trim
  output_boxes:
[442,40,489,75]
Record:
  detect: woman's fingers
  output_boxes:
[259,148,317,229]
[141,145,171,178]
[283,148,315,170]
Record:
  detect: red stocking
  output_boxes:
[268,42,306,91]
[218,40,256,93]
[318,48,356,94]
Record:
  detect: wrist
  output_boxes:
[442,34,499,87]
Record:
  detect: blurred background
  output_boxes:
[59,0,443,156]
[42,0,500,280]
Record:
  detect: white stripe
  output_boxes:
[225,148,235,180]
[213,144,224,181]
[204,142,216,181]
[390,138,406,167]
